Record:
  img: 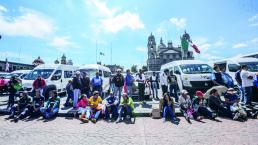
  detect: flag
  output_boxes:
[181,37,189,51]
[100,52,104,56]
[191,44,200,54]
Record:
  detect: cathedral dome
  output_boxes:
[32,56,44,66]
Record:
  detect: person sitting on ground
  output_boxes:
[7,75,22,109]
[25,90,45,119]
[8,91,32,122]
[64,80,73,107]
[76,94,90,122]
[224,88,238,110]
[230,97,247,121]
[40,90,60,120]
[116,93,135,123]
[32,75,46,97]
[161,93,178,124]
[88,91,103,123]
[104,91,118,121]
[192,91,216,120]
[208,89,233,119]
[179,90,193,123]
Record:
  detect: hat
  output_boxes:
[93,91,99,95]
[75,71,80,75]
[196,91,204,97]
[117,69,122,72]
[227,88,237,94]
[23,91,28,94]
[181,89,188,95]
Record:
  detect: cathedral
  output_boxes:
[147,33,194,71]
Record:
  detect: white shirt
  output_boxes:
[240,69,254,87]
[136,73,146,84]
[179,95,191,108]
[160,72,168,86]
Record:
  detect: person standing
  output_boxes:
[125,69,134,98]
[240,65,255,105]
[81,72,91,98]
[168,71,179,102]
[221,67,234,88]
[7,76,21,109]
[235,67,244,102]
[32,75,46,97]
[91,72,103,96]
[64,80,73,107]
[72,71,82,108]
[150,72,159,99]
[160,69,169,95]
[136,69,146,103]
[113,69,124,102]
[211,65,225,86]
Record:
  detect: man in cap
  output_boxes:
[113,68,124,103]
[91,71,103,96]
[240,65,255,105]
[88,91,103,123]
[72,71,82,108]
[104,91,118,121]
[81,72,91,98]
[192,91,215,120]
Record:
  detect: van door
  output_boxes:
[103,70,111,92]
[174,66,183,91]
[51,70,62,93]
[63,70,74,91]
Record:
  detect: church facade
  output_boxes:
[147,33,194,71]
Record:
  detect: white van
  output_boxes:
[161,60,214,94]
[213,57,258,84]
[22,64,78,96]
[79,64,111,93]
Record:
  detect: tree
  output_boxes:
[142,65,148,72]
[131,65,138,73]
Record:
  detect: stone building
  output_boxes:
[147,33,194,71]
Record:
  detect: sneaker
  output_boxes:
[91,118,97,123]
[233,113,240,120]
[81,118,89,123]
[14,117,19,123]
[163,118,166,123]
[130,118,135,124]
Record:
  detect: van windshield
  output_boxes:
[240,62,258,72]
[180,64,213,74]
[5,73,22,79]
[80,69,98,78]
[24,69,54,80]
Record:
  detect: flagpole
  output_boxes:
[110,42,112,65]
[96,41,98,64]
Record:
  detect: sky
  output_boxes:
[0,0,258,69]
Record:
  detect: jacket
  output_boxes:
[72,77,82,90]
[76,99,88,109]
[33,78,46,89]
[120,97,134,111]
[113,74,124,87]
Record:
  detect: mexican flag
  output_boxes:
[191,44,200,54]
[181,37,189,51]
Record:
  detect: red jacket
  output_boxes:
[33,79,46,89]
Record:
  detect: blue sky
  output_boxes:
[0,0,258,69]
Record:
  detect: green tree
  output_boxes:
[142,65,148,72]
[131,65,138,73]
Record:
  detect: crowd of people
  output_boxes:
[1,64,258,124]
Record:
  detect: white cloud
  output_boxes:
[85,0,144,33]
[0,6,55,38]
[169,17,187,30]
[49,36,79,52]
[251,37,258,45]
[233,43,248,48]
[0,5,7,12]
[136,47,147,53]
[248,13,258,27]
[213,37,225,47]
[101,11,144,33]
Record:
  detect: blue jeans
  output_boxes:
[40,107,59,119]
[118,105,132,118]
[105,105,118,119]
[151,83,158,98]
[163,106,175,121]
[115,87,123,102]
[126,86,133,98]
[169,84,178,102]
[243,86,253,105]
[65,92,73,106]
[86,108,101,120]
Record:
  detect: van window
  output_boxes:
[104,71,111,77]
[174,66,181,74]
[228,64,240,72]
[64,71,73,78]
[179,64,213,74]
[216,63,226,70]
[24,69,54,80]
[51,70,62,80]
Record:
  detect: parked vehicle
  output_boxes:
[79,64,111,94]
[161,60,214,94]
[0,72,9,77]
[22,64,78,97]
